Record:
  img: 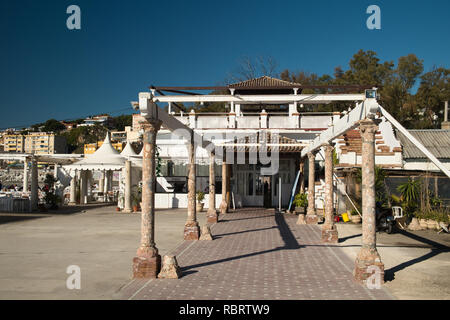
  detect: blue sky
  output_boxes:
[0,0,449,129]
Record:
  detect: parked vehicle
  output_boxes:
[375,202,396,234]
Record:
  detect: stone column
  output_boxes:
[23,158,29,193]
[54,164,58,181]
[30,159,38,211]
[354,119,384,285]
[305,152,318,224]
[69,174,77,205]
[207,151,218,224]
[184,131,200,240]
[299,157,305,194]
[226,164,231,210]
[87,170,92,200]
[321,144,338,243]
[123,160,132,213]
[99,170,105,201]
[79,170,87,205]
[219,159,228,214]
[133,119,162,278]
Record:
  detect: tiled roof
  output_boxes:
[228,76,302,88]
[395,129,450,159]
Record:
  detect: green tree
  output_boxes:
[42,119,66,133]
[416,67,450,125]
[112,115,132,131]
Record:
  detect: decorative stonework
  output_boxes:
[220,161,228,214]
[354,119,384,284]
[133,118,162,279]
[321,224,339,244]
[158,255,182,279]
[306,152,317,223]
[133,246,161,279]
[353,247,385,285]
[321,143,338,243]
[199,225,213,241]
[184,221,200,240]
[296,214,306,225]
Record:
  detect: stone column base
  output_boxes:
[68,202,77,206]
[305,214,319,224]
[206,210,218,224]
[321,224,339,243]
[354,247,385,286]
[296,214,306,225]
[158,255,182,279]
[122,208,132,213]
[184,221,200,240]
[132,247,161,279]
[219,201,227,214]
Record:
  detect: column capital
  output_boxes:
[140,119,162,133]
[307,151,317,160]
[359,119,380,133]
[321,142,335,151]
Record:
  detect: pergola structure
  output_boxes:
[129,77,391,286]
[0,152,83,211]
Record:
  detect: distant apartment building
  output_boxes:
[111,126,141,143]
[84,140,124,155]
[60,121,77,131]
[24,132,67,154]
[4,133,25,153]
[79,114,112,127]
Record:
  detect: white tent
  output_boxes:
[65,132,126,172]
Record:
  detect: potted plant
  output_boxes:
[196,191,205,212]
[350,209,362,223]
[293,193,308,214]
[131,191,140,212]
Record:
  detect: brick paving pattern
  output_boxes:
[119,208,393,300]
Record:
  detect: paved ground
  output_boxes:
[1,205,448,300]
[0,204,205,300]
[118,209,393,300]
[336,221,450,300]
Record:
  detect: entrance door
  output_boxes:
[236,165,264,207]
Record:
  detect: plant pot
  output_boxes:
[350,214,361,224]
[133,205,139,212]
[196,202,204,212]
[295,207,305,214]
[419,219,428,229]
[116,207,120,212]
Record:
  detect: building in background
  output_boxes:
[79,114,112,127]
[24,132,67,154]
[111,126,141,143]
[84,140,124,155]
[60,121,78,131]
[4,133,25,153]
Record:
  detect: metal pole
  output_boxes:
[278,176,282,212]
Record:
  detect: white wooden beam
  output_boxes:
[152,94,365,104]
[301,99,380,157]
[379,106,450,179]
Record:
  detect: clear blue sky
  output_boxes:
[0,0,449,129]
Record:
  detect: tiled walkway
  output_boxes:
[119,209,393,300]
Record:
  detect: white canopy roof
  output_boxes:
[64,132,126,171]
[120,141,137,157]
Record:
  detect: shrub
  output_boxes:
[196,191,205,203]
[293,193,308,208]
